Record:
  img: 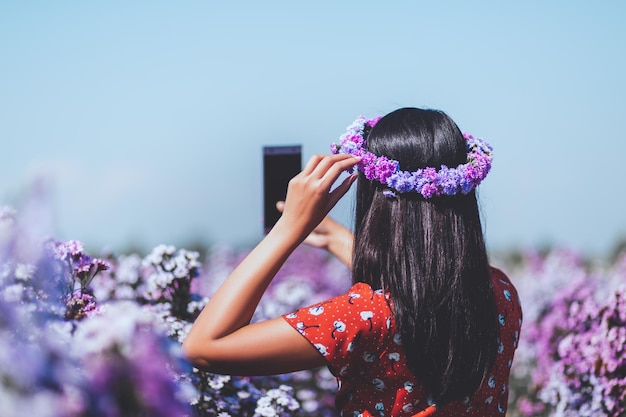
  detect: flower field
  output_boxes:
[1,205,624,417]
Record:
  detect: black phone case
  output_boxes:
[263,145,302,233]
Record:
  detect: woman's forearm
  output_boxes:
[184,222,300,345]
[324,218,354,268]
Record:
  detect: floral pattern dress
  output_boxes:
[283,267,522,417]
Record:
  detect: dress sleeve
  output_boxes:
[487,266,523,414]
[490,266,523,341]
[282,283,393,377]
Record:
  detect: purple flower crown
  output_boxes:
[330,115,493,199]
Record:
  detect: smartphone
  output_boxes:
[263,145,302,233]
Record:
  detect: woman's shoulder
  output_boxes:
[349,282,371,291]
[349,281,380,294]
[347,282,391,303]
[489,266,518,293]
[489,265,510,282]
[489,265,523,322]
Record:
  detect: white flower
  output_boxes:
[173,266,188,278]
[145,271,174,292]
[255,405,277,417]
[14,263,36,281]
[2,284,23,302]
[116,254,141,284]
[72,301,158,357]
[114,284,136,300]
[0,205,17,221]
[0,262,11,281]
[296,389,316,401]
[143,244,176,267]
[301,399,319,413]
[272,279,313,306]
[208,374,231,389]
[253,387,300,416]
[90,273,116,300]
[187,298,208,315]
[162,258,176,272]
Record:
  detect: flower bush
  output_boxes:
[2,203,626,416]
[505,249,626,416]
[0,206,193,417]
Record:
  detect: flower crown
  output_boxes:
[330,115,493,199]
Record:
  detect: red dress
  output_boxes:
[283,267,522,416]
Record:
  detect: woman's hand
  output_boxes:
[276,201,354,268]
[273,154,360,244]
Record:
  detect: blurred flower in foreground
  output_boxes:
[1,202,192,417]
[72,301,195,417]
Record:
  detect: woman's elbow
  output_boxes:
[181,335,211,369]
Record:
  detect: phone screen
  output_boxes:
[263,145,302,233]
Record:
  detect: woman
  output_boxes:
[183,108,522,416]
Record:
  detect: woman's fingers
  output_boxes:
[278,154,359,240]
[300,154,325,176]
[309,153,357,178]
[301,153,358,178]
[300,154,360,192]
[318,155,360,191]
[327,173,358,209]
[287,154,358,202]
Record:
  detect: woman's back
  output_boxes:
[283,267,521,416]
[346,109,503,406]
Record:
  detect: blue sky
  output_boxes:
[1,1,625,256]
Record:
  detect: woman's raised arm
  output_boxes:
[182,154,359,374]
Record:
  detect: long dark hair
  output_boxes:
[352,108,499,406]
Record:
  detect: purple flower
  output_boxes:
[437,166,461,195]
[508,248,626,416]
[65,290,98,320]
[421,167,437,182]
[386,171,414,193]
[365,116,382,127]
[337,140,360,155]
[382,189,397,199]
[50,239,84,261]
[373,157,398,183]
[420,183,438,198]
[464,165,480,182]
[75,306,194,417]
[334,115,493,198]
[358,152,376,166]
